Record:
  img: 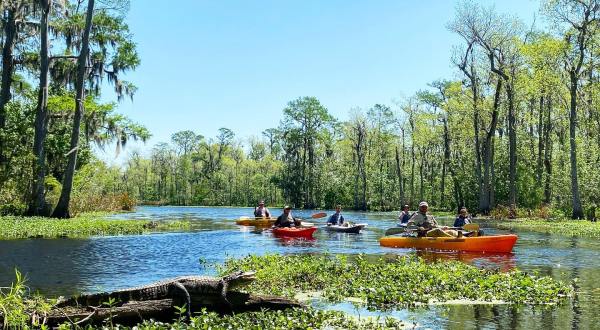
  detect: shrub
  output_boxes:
[118,193,136,211]
[490,204,510,220]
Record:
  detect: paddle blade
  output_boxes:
[463,223,480,231]
[384,227,406,236]
[311,212,327,219]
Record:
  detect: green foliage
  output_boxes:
[0,270,52,328]
[219,254,571,309]
[0,213,190,239]
[495,218,600,238]
[133,308,405,330]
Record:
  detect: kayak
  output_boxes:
[379,234,518,253]
[235,217,276,226]
[236,217,314,228]
[324,223,367,234]
[272,227,318,238]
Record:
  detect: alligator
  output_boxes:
[55,271,256,318]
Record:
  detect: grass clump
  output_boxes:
[0,213,190,239]
[0,270,52,328]
[494,218,600,238]
[219,254,571,309]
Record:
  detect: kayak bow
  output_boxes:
[272,226,317,238]
[236,217,276,226]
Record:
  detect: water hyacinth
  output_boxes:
[220,254,572,309]
[0,213,190,239]
[129,308,405,330]
[494,218,600,238]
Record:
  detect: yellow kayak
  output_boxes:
[235,217,277,226]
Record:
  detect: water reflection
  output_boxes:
[414,250,517,272]
[0,206,598,329]
[275,237,317,247]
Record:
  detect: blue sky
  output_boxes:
[97,0,540,162]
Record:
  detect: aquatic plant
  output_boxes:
[220,254,572,309]
[0,213,190,239]
[0,270,52,328]
[131,308,404,330]
[495,218,600,238]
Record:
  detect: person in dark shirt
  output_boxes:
[454,207,472,228]
[398,204,411,225]
[274,205,301,228]
[327,205,345,226]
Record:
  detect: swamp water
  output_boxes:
[0,206,599,329]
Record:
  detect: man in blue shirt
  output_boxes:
[327,205,345,226]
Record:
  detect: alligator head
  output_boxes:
[225,270,256,289]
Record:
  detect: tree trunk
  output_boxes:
[507,83,517,212]
[568,72,583,219]
[479,79,502,215]
[395,146,404,205]
[441,118,450,208]
[419,149,424,202]
[537,95,544,183]
[544,96,553,204]
[0,7,18,173]
[42,292,303,327]
[471,75,483,213]
[410,137,415,206]
[52,0,95,218]
[27,0,52,216]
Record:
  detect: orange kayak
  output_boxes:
[272,227,317,238]
[379,234,517,253]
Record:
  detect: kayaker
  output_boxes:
[327,205,345,226]
[453,207,472,227]
[398,204,411,225]
[254,200,271,218]
[274,206,301,228]
[407,201,456,237]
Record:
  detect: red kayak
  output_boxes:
[272,226,317,238]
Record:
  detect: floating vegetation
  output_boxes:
[495,218,600,238]
[0,213,190,239]
[132,308,405,330]
[220,254,572,309]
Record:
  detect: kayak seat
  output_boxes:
[463,224,480,237]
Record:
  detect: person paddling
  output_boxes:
[407,201,457,237]
[327,205,345,226]
[254,200,271,218]
[274,205,301,228]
